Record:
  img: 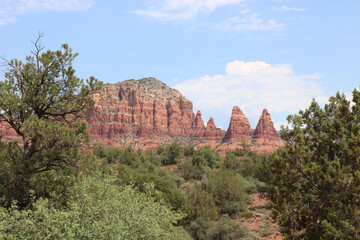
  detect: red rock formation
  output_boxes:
[225,106,251,140]
[0,78,283,153]
[204,117,226,140]
[193,110,205,129]
[254,109,279,140]
[0,121,20,141]
[87,78,195,138]
[191,110,206,137]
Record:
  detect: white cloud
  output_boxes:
[175,60,324,126]
[134,1,285,31]
[16,0,94,12]
[134,0,245,20]
[0,16,17,26]
[274,6,306,12]
[216,11,283,31]
[0,0,94,26]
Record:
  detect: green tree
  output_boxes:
[161,141,184,165]
[0,34,102,207]
[271,89,360,239]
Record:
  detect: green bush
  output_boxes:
[240,211,254,219]
[184,184,219,222]
[207,170,250,215]
[177,160,209,180]
[207,214,249,240]
[0,173,190,240]
[123,173,186,211]
[186,218,212,240]
[193,146,221,169]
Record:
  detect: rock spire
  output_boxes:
[225,106,251,140]
[254,109,279,140]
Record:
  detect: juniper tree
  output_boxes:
[0,33,102,207]
[271,88,360,239]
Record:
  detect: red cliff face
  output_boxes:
[254,109,279,140]
[204,117,226,140]
[0,78,282,153]
[225,106,251,140]
[87,78,195,138]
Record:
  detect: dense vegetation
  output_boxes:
[271,89,360,239]
[93,141,272,239]
[0,37,272,239]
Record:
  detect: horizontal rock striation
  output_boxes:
[0,77,282,152]
[87,78,195,138]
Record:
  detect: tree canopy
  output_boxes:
[271,88,360,239]
[0,33,102,207]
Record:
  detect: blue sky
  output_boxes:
[0,0,359,130]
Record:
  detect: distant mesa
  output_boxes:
[87,78,281,151]
[0,77,281,152]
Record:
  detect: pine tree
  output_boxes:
[0,33,102,207]
[271,88,360,239]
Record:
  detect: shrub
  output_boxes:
[207,170,250,215]
[0,173,189,240]
[240,211,254,219]
[161,141,184,165]
[184,184,219,222]
[207,214,249,240]
[186,218,212,240]
[124,173,186,212]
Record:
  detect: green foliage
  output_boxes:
[121,146,142,167]
[93,144,124,164]
[240,211,254,219]
[0,34,102,207]
[0,173,190,240]
[122,172,186,211]
[271,89,360,239]
[223,149,273,194]
[229,141,252,157]
[193,146,221,169]
[177,160,204,180]
[160,141,184,165]
[223,152,239,170]
[187,215,250,240]
[238,154,273,193]
[207,170,250,215]
[184,184,219,222]
[178,146,221,180]
[184,145,195,157]
[206,214,249,240]
[186,218,213,240]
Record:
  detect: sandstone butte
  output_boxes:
[0,78,283,152]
